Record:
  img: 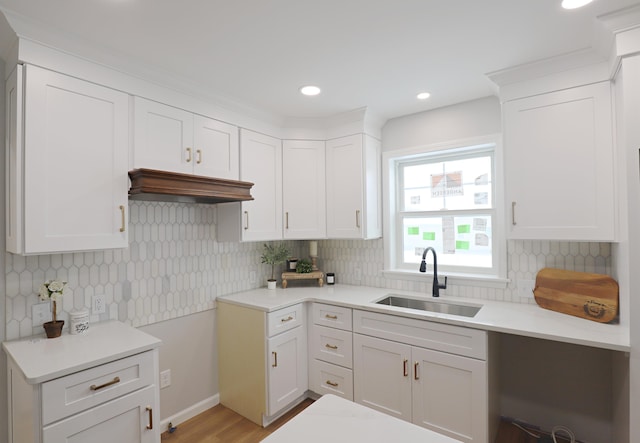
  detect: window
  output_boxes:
[383,136,505,282]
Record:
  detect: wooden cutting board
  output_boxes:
[533,268,619,323]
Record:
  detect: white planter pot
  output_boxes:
[267,280,277,290]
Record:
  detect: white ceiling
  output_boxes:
[0,0,638,122]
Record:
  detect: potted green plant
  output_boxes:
[261,243,290,289]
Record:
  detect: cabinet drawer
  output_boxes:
[310,359,353,401]
[267,303,304,337]
[312,303,352,331]
[354,310,486,360]
[311,325,353,368]
[42,351,155,425]
[43,384,157,443]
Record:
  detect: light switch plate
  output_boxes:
[32,302,52,326]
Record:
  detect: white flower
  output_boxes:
[38,284,50,301]
[47,280,64,293]
[38,280,66,301]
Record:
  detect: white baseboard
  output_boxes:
[159,394,220,433]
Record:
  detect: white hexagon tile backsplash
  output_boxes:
[4,200,612,340]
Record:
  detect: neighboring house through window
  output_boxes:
[383,135,506,284]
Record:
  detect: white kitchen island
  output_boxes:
[261,394,461,443]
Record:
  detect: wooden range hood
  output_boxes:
[128,168,254,204]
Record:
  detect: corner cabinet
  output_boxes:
[283,140,326,239]
[132,97,239,180]
[352,310,495,443]
[326,134,382,239]
[218,301,307,426]
[504,82,615,241]
[217,129,283,242]
[6,64,129,255]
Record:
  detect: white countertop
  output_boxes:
[260,394,460,443]
[218,284,630,352]
[2,320,162,384]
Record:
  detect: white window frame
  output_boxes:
[382,135,508,288]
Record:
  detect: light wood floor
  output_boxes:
[160,399,314,443]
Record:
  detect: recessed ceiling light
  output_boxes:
[300,85,321,96]
[561,0,593,9]
[416,92,431,100]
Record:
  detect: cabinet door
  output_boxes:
[504,82,614,240]
[326,134,381,239]
[21,65,129,254]
[267,326,307,416]
[42,385,157,443]
[411,347,487,443]
[133,97,193,174]
[238,129,283,241]
[353,333,412,421]
[193,115,239,179]
[283,140,326,239]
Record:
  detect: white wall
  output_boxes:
[139,310,217,426]
[381,96,501,151]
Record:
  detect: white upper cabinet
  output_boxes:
[6,64,129,255]
[326,134,382,239]
[504,82,615,241]
[217,129,283,242]
[132,97,239,180]
[283,140,326,239]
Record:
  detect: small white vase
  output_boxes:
[267,280,277,290]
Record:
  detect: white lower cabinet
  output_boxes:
[267,326,308,415]
[218,302,307,426]
[6,345,160,443]
[308,303,354,401]
[42,385,156,443]
[353,310,491,443]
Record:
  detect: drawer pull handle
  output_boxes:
[355,210,361,228]
[272,351,278,367]
[325,343,338,350]
[146,406,153,430]
[196,149,202,164]
[403,359,408,377]
[414,362,420,380]
[90,376,121,391]
[186,147,192,163]
[281,316,294,322]
[244,211,249,230]
[512,201,517,226]
[326,380,339,387]
[325,314,338,320]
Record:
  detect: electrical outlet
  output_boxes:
[517,279,535,298]
[92,294,106,314]
[32,302,52,326]
[160,369,171,389]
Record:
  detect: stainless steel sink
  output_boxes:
[375,295,482,318]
